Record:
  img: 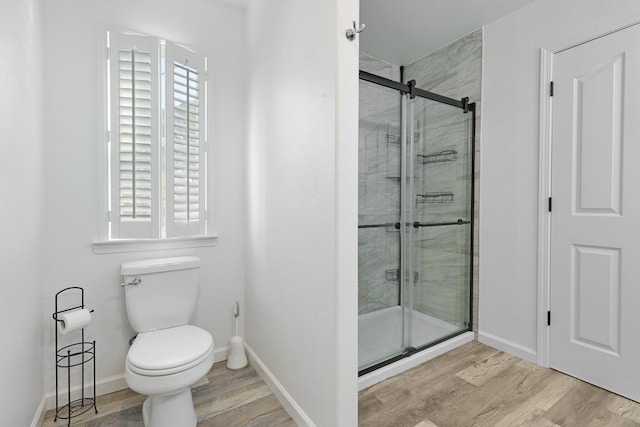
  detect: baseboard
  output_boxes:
[44,372,128,410]
[478,330,537,363]
[43,346,230,411]
[245,344,315,427]
[30,395,48,427]
[214,345,229,363]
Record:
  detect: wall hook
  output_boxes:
[346,21,365,41]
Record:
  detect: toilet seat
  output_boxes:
[127,325,214,376]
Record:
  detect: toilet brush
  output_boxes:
[226,301,248,370]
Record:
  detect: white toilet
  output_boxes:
[121,256,214,427]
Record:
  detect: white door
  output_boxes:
[550,24,640,402]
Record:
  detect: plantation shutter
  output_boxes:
[109,32,160,239]
[165,42,206,237]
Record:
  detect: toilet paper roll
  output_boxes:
[58,309,92,335]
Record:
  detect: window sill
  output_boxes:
[92,234,218,254]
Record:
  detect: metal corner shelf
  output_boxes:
[417,149,458,164]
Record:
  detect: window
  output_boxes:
[104,30,208,241]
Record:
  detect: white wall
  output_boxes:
[0,0,46,424]
[480,0,640,361]
[245,0,358,425]
[335,0,360,423]
[42,0,246,400]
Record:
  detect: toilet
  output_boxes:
[121,256,214,427]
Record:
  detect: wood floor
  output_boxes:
[41,341,640,426]
[359,341,640,427]
[41,362,295,427]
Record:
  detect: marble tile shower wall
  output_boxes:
[359,53,402,314]
[358,30,482,330]
[358,28,481,324]
[404,29,482,331]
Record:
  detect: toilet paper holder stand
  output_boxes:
[52,286,98,426]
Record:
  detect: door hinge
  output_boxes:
[547,310,551,326]
[548,197,552,212]
[550,81,554,97]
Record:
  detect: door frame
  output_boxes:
[536,20,640,368]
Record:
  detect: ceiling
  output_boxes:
[360,0,536,65]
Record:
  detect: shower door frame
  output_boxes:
[358,70,476,376]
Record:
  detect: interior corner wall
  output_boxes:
[480,0,640,361]
[335,0,360,422]
[42,0,246,401]
[0,0,45,424]
[245,0,355,425]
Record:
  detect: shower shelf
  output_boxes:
[385,269,419,283]
[387,132,420,145]
[417,192,454,204]
[385,269,398,281]
[417,150,457,164]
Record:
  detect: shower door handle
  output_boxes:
[413,219,471,229]
[358,222,402,230]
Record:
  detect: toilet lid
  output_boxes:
[127,325,213,374]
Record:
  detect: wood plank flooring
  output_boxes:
[41,362,295,427]
[41,341,640,426]
[359,341,640,427]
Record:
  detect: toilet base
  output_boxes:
[141,389,197,427]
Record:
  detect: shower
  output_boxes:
[358,59,475,377]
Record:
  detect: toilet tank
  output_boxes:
[121,256,201,333]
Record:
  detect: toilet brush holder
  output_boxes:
[227,335,247,370]
[226,302,248,370]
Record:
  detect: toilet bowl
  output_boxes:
[121,257,214,427]
[125,325,214,427]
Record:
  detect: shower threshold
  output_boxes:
[358,306,473,391]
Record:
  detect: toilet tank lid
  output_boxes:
[121,256,201,276]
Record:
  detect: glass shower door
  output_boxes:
[357,69,475,374]
[404,97,473,350]
[357,80,406,371]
